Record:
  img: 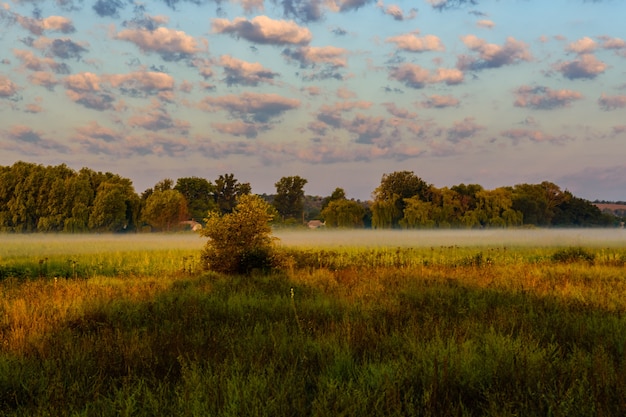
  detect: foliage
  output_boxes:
[371,171,432,228]
[200,194,280,274]
[551,247,596,264]
[321,199,365,228]
[213,173,251,214]
[141,189,189,231]
[273,175,308,222]
[174,176,215,223]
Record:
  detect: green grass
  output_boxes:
[1,232,626,416]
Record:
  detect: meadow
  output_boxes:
[1,230,626,416]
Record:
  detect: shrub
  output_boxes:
[551,247,595,264]
[199,194,281,275]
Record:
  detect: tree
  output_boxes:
[371,171,431,228]
[200,194,279,275]
[273,175,308,222]
[141,189,189,231]
[321,187,346,210]
[88,182,131,232]
[214,173,251,214]
[321,199,365,228]
[174,176,215,223]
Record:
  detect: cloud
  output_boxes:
[13,49,70,74]
[73,121,123,154]
[421,94,460,108]
[344,113,386,144]
[63,72,101,92]
[382,102,417,119]
[16,14,75,35]
[63,72,116,110]
[218,55,279,86]
[598,93,626,111]
[283,45,348,67]
[458,35,531,70]
[376,1,417,21]
[116,26,201,61]
[599,36,626,50]
[277,0,324,22]
[212,16,312,45]
[1,124,69,154]
[388,63,463,88]
[446,117,484,143]
[386,33,445,52]
[325,0,374,13]
[28,71,58,90]
[426,0,478,11]
[554,54,607,80]
[33,37,88,60]
[105,71,175,97]
[476,19,494,29]
[127,104,190,134]
[93,0,127,17]
[567,36,598,54]
[211,121,269,138]
[514,85,583,110]
[388,63,430,88]
[0,75,19,98]
[501,128,572,145]
[315,100,372,128]
[198,92,300,123]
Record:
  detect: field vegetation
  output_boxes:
[1,231,626,416]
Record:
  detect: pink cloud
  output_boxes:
[555,54,607,79]
[447,117,484,143]
[476,19,495,29]
[0,75,19,98]
[16,14,74,35]
[514,86,582,109]
[198,92,300,122]
[28,71,57,89]
[501,128,572,145]
[218,55,279,86]
[458,35,531,70]
[421,94,460,108]
[105,71,175,92]
[212,121,268,138]
[567,36,598,54]
[116,27,201,60]
[386,33,444,52]
[598,93,626,111]
[12,49,67,73]
[212,16,312,45]
[389,63,463,88]
[376,2,417,21]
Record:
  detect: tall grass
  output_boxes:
[1,232,625,416]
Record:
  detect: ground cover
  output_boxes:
[0,231,625,416]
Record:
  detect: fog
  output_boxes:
[273,228,626,248]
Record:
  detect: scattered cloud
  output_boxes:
[567,36,597,54]
[447,117,484,143]
[198,92,301,123]
[15,14,75,35]
[386,32,445,52]
[420,94,460,108]
[212,16,312,45]
[501,128,572,145]
[218,55,279,86]
[13,49,70,74]
[476,19,494,29]
[458,35,531,70]
[554,54,607,80]
[376,1,417,20]
[389,63,463,88]
[1,124,69,154]
[116,26,202,61]
[0,75,19,98]
[598,93,626,111]
[212,121,269,138]
[514,85,583,110]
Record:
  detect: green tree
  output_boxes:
[214,173,251,214]
[321,199,365,228]
[371,171,431,228]
[174,176,215,223]
[200,194,279,274]
[273,175,308,222]
[321,187,346,210]
[142,189,189,231]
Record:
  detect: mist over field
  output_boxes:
[274,228,626,248]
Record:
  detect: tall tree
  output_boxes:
[141,189,189,231]
[214,173,251,214]
[371,171,431,228]
[273,175,308,222]
[321,199,365,228]
[174,176,215,223]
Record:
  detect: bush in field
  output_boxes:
[200,194,280,275]
[551,247,595,264]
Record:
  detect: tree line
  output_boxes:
[0,162,620,233]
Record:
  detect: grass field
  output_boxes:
[1,230,625,416]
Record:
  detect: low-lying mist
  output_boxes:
[273,228,626,248]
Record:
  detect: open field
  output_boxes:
[1,231,626,416]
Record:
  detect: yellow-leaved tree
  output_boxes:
[200,194,280,275]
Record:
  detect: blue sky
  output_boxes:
[1,0,625,201]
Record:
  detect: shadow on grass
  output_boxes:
[2,270,626,416]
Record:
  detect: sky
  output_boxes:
[0,0,625,201]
